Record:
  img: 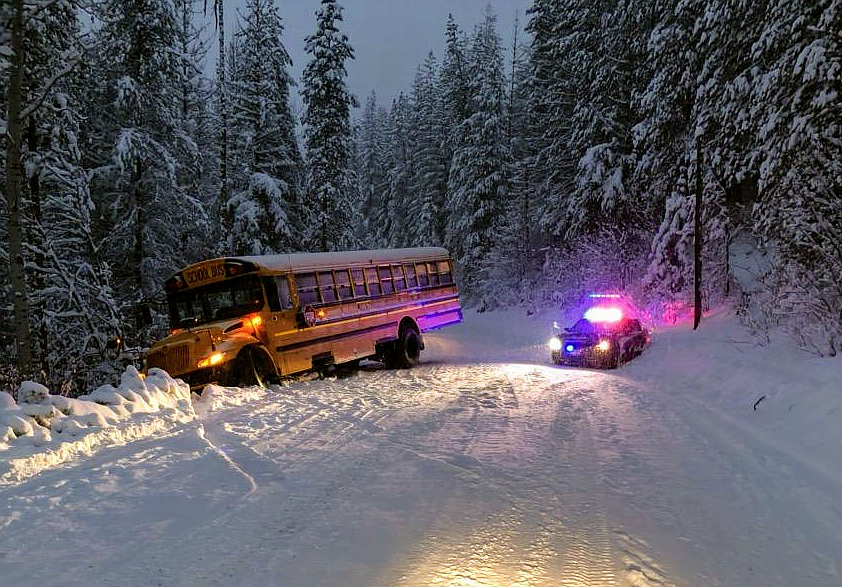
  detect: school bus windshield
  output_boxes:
[167,275,265,329]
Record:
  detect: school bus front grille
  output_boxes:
[146,344,190,375]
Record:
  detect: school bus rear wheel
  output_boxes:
[390,326,422,369]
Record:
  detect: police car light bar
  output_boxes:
[589,293,622,299]
[584,307,624,323]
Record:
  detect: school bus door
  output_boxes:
[262,274,298,374]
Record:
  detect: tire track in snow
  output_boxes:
[371,365,625,586]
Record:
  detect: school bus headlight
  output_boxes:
[197,352,226,369]
[250,315,262,328]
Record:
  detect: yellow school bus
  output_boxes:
[143,248,462,389]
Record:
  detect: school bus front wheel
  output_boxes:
[226,346,276,388]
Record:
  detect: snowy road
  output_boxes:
[2,311,841,586]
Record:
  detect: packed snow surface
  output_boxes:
[1,309,841,587]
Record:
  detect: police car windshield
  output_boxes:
[167,275,264,329]
[570,318,622,334]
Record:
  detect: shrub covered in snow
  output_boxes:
[17,382,50,405]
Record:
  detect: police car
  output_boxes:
[549,295,650,369]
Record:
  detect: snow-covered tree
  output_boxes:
[409,52,448,246]
[383,93,415,248]
[490,15,537,305]
[28,94,124,392]
[440,14,471,136]
[445,6,510,301]
[227,0,303,255]
[92,0,187,300]
[2,0,87,377]
[301,0,358,251]
[522,0,577,241]
[356,91,389,246]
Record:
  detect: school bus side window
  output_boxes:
[351,268,367,297]
[438,260,453,284]
[277,276,294,309]
[392,265,406,291]
[427,262,440,286]
[379,266,394,294]
[318,271,337,303]
[416,263,428,287]
[263,277,282,311]
[296,273,320,304]
[366,267,381,295]
[405,264,417,288]
[335,269,353,300]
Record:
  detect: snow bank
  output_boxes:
[192,384,267,416]
[628,309,842,469]
[0,367,194,485]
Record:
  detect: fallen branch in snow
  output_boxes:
[753,395,766,411]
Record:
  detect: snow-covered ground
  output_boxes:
[1,309,841,587]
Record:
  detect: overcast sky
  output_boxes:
[205,0,532,113]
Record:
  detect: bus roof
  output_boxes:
[235,247,451,273]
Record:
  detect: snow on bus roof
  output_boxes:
[236,247,451,273]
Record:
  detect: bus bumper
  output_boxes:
[178,364,232,392]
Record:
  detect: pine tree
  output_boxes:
[357,91,389,246]
[174,0,214,264]
[523,0,577,241]
[445,6,510,301]
[29,94,124,391]
[747,0,842,276]
[3,0,86,377]
[383,93,415,248]
[566,0,656,236]
[493,14,537,305]
[301,0,358,251]
[440,14,471,132]
[227,0,303,255]
[212,0,229,236]
[91,0,195,339]
[410,52,448,246]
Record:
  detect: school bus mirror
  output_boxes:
[105,336,122,350]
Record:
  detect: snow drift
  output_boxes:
[0,367,193,485]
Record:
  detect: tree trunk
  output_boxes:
[724,222,731,297]
[132,163,146,298]
[27,116,49,376]
[693,143,704,330]
[217,0,228,227]
[4,0,34,376]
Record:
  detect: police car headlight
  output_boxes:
[549,337,562,351]
[596,340,611,352]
